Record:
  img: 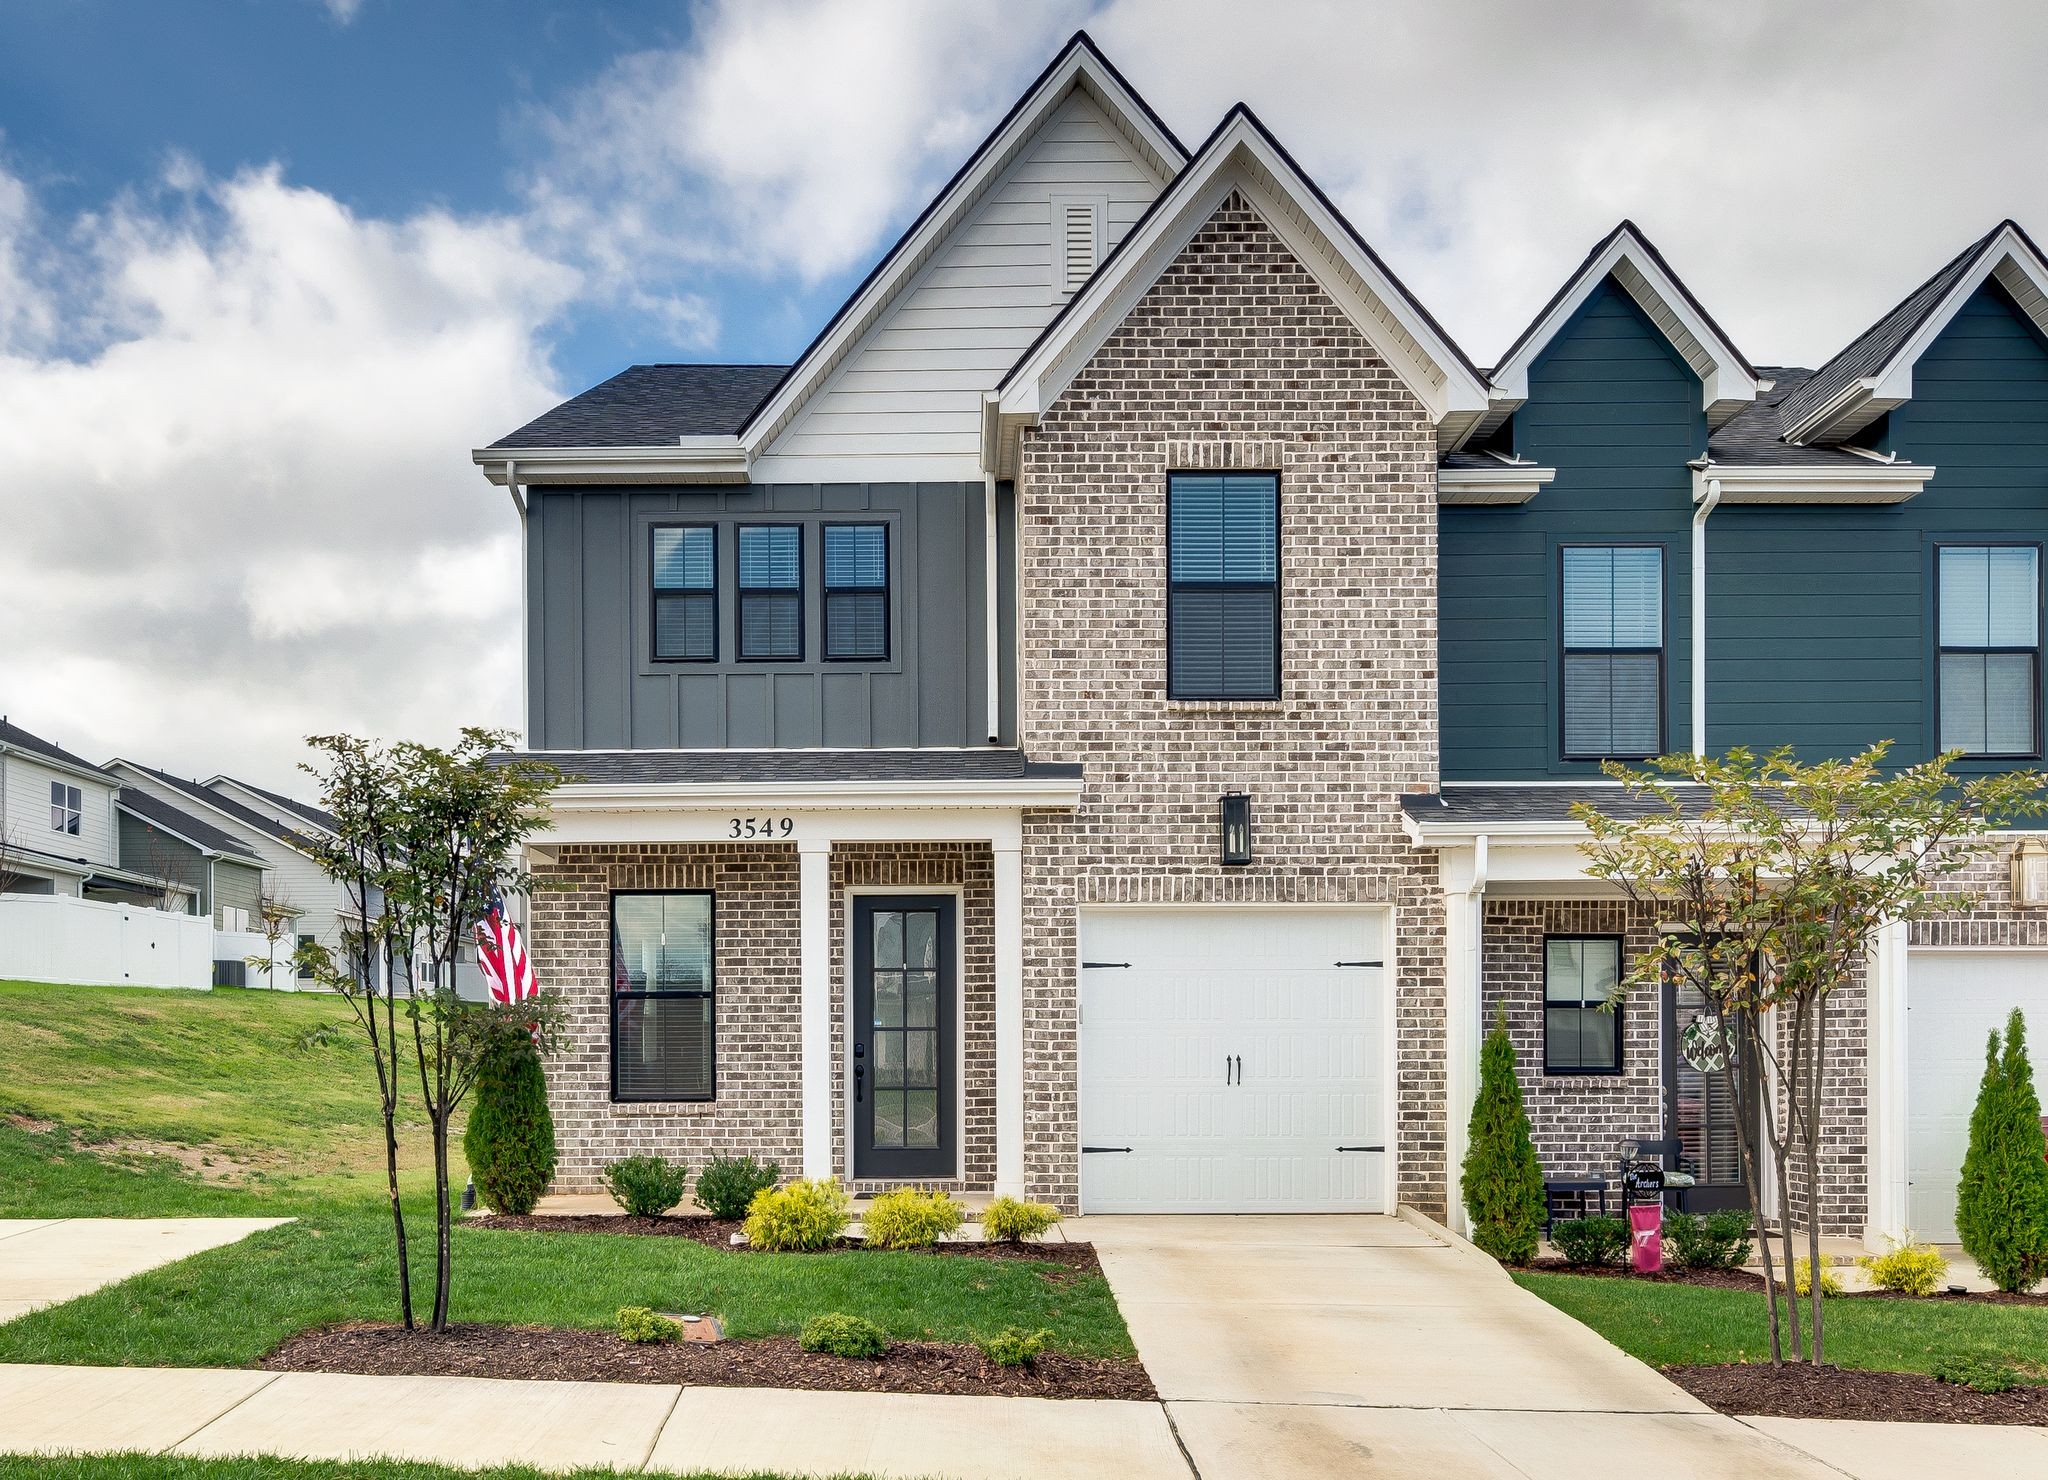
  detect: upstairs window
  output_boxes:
[738,525,803,661]
[50,781,81,836]
[1168,472,1279,700]
[1545,936,1622,1074]
[823,524,890,661]
[1562,545,1663,759]
[651,525,716,662]
[1940,544,2041,756]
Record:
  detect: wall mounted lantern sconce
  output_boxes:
[1220,791,1252,868]
[2013,838,2048,907]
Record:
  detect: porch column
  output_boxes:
[1865,917,1911,1249]
[993,832,1025,1198]
[798,837,834,1181]
[1441,836,1487,1235]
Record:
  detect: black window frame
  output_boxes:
[649,522,719,664]
[1543,933,1625,1076]
[1934,540,2044,761]
[609,888,717,1104]
[1166,469,1282,701]
[50,780,81,836]
[736,523,805,663]
[296,932,315,981]
[821,521,892,662]
[1559,542,1666,763]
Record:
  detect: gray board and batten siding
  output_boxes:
[527,481,1017,751]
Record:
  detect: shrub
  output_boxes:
[617,1306,682,1344]
[1665,1210,1754,1271]
[745,1177,851,1251]
[1956,1009,2048,1294]
[601,1155,692,1218]
[982,1195,1063,1244]
[1551,1216,1629,1267]
[799,1312,888,1358]
[462,1028,556,1216]
[1934,1353,2020,1393]
[1861,1236,1949,1296]
[861,1186,965,1250]
[695,1155,780,1221]
[979,1327,1052,1369]
[1791,1258,1842,1298]
[1461,1010,1546,1265]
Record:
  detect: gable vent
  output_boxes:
[1059,199,1100,294]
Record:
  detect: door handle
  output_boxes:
[1234,1054,1242,1085]
[1224,1055,1232,1086]
[854,1048,865,1104]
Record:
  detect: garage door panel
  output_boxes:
[1079,907,1386,1214]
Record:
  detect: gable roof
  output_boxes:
[106,760,319,855]
[0,717,117,785]
[990,103,1491,467]
[1473,220,1763,443]
[117,787,264,862]
[488,365,787,450]
[1778,220,2048,445]
[205,775,339,836]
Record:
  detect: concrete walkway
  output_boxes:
[1073,1212,2047,1480]
[0,1218,289,1322]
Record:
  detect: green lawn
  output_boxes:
[1515,1270,2048,1376]
[0,979,1133,1366]
[0,1456,850,1480]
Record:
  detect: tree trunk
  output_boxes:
[1806,991,1828,1365]
[1732,1010,1783,1363]
[1773,1002,1805,1362]
[431,1108,453,1331]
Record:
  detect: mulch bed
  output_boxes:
[468,1213,1103,1276]
[263,1322,1154,1400]
[1670,1362,2048,1425]
[1527,1259,2048,1306]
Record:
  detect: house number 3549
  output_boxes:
[729,817,794,839]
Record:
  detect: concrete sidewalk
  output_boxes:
[0,1363,1189,1479]
[0,1218,290,1322]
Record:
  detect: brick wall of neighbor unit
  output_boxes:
[830,842,997,1194]
[531,843,805,1192]
[1915,846,2048,948]
[1484,897,1868,1238]
[1015,191,1445,1214]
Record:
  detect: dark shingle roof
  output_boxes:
[1402,785,1716,826]
[488,365,789,450]
[1702,367,1876,468]
[118,787,264,861]
[0,718,115,780]
[1774,225,2007,439]
[512,749,1083,786]
[116,762,318,851]
[212,776,337,835]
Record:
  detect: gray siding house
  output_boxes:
[476,32,2048,1247]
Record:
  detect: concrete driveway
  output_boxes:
[1079,1214,1841,1480]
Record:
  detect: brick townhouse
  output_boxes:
[474,33,2048,1245]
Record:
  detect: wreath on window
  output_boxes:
[1680,1013,1735,1074]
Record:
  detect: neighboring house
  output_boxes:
[0,718,196,911]
[115,786,269,931]
[472,31,2048,1247]
[204,775,340,842]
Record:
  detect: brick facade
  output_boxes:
[1015,192,1447,1214]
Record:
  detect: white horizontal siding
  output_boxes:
[2,753,119,870]
[769,91,1165,466]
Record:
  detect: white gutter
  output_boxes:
[1692,474,1722,755]
[542,775,1086,814]
[506,459,529,748]
[984,474,1001,743]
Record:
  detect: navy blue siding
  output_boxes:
[1441,280,1702,778]
[1708,284,2048,768]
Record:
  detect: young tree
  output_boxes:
[463,1023,557,1216]
[1579,743,2046,1363]
[249,889,300,989]
[1956,1009,2048,1293]
[1462,1009,1546,1265]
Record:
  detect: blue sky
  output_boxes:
[6,0,2048,789]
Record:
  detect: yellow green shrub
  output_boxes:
[1860,1236,1949,1296]
[982,1195,1062,1243]
[861,1186,965,1250]
[743,1176,851,1251]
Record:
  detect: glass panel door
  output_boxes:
[853,895,956,1179]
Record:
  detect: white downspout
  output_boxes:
[1691,476,1722,756]
[505,460,529,749]
[984,473,1002,743]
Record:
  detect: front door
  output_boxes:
[852,895,957,1180]
[1661,977,1752,1213]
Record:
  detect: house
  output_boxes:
[114,786,268,932]
[473,31,2048,1248]
[0,718,198,912]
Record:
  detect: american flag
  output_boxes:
[474,885,539,1009]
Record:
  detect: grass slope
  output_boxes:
[1516,1271,2048,1377]
[0,980,1134,1366]
[0,1456,845,1480]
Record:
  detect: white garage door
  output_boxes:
[1078,907,1387,1213]
[1908,950,2048,1241]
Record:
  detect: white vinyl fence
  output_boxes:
[0,894,215,990]
[213,928,298,991]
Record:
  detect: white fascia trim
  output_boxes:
[1405,819,1595,846]
[5,852,92,880]
[0,741,118,788]
[1485,227,1762,432]
[739,43,1185,461]
[994,114,1489,441]
[472,443,749,485]
[1437,464,1557,505]
[544,776,1085,814]
[1691,461,1932,505]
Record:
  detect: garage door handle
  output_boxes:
[1336,1145,1385,1153]
[1335,960,1383,968]
[1082,961,1130,969]
[1082,1146,1133,1154]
